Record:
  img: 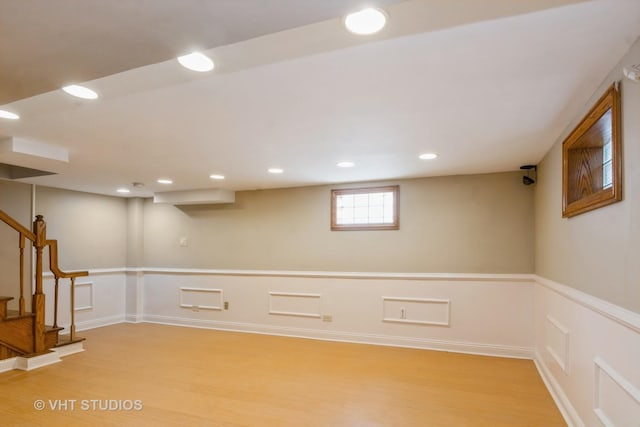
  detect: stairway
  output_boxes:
[1,210,88,370]
[0,296,69,360]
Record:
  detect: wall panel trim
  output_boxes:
[545,314,570,374]
[382,297,450,326]
[535,275,640,333]
[268,292,322,318]
[81,267,534,282]
[179,287,223,311]
[593,356,640,427]
[74,282,93,311]
[47,267,535,283]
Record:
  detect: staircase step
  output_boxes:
[56,335,85,346]
[4,310,35,320]
[44,325,64,349]
[0,296,14,319]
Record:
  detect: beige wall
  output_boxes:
[535,38,640,313]
[35,186,128,270]
[144,172,534,273]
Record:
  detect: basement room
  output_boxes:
[1,0,639,425]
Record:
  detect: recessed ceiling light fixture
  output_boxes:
[0,109,19,120]
[177,52,215,72]
[268,168,284,174]
[62,84,98,99]
[209,174,225,180]
[344,8,387,35]
[116,188,130,194]
[419,153,438,160]
[337,161,355,168]
[157,179,173,184]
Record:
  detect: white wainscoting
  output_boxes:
[268,292,322,318]
[545,314,570,374]
[534,276,640,427]
[43,269,126,332]
[382,297,450,326]
[139,269,534,358]
[179,287,223,311]
[74,282,93,311]
[33,267,640,426]
[594,356,640,427]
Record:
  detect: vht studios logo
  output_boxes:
[34,399,143,411]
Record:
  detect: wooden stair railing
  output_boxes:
[0,210,35,318]
[0,210,88,355]
[47,239,88,341]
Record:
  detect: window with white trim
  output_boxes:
[331,185,399,231]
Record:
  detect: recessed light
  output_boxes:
[209,174,225,180]
[116,188,130,194]
[344,8,387,35]
[0,109,19,120]
[337,161,355,168]
[157,179,173,184]
[419,153,438,160]
[62,84,98,99]
[268,168,284,174]
[177,52,214,72]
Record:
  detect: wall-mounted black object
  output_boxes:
[520,165,537,185]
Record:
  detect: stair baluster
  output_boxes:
[18,235,25,316]
[53,278,59,329]
[70,277,76,342]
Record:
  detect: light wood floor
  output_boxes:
[1,323,565,426]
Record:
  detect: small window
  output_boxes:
[331,185,399,231]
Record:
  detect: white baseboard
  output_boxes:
[14,351,61,371]
[51,341,85,358]
[125,314,143,323]
[0,357,17,373]
[75,314,126,332]
[533,350,584,427]
[142,314,533,359]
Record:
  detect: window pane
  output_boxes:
[337,194,353,208]
[603,161,613,189]
[369,193,384,206]
[603,139,612,163]
[354,194,369,207]
[331,186,399,230]
[354,206,369,222]
[369,206,384,222]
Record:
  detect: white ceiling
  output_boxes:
[1,0,639,197]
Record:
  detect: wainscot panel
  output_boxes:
[534,276,640,427]
[140,269,534,358]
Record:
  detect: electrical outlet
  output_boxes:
[322,315,332,322]
[224,301,229,310]
[179,236,188,247]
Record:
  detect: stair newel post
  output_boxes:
[19,234,26,316]
[32,215,47,353]
[70,277,76,342]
